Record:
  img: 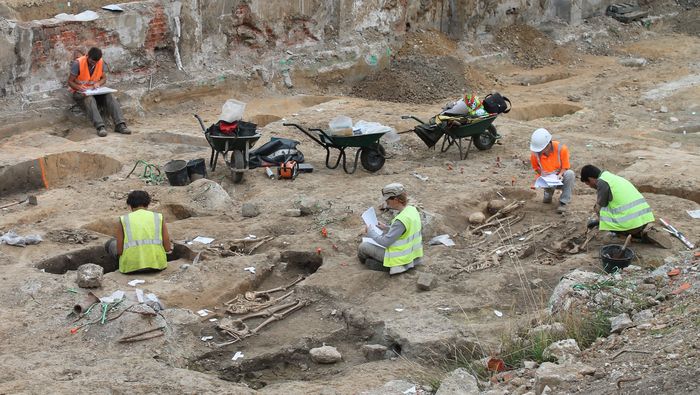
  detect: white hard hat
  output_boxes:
[530,128,552,152]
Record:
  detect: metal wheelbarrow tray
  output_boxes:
[194,114,262,183]
[402,114,500,160]
[283,122,387,174]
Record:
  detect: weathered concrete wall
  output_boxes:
[0,0,616,100]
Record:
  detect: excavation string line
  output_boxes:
[126,160,165,185]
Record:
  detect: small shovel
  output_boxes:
[615,234,633,259]
[0,195,38,210]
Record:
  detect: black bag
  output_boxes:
[482,93,511,114]
[247,138,304,169]
[208,120,258,137]
[413,123,445,148]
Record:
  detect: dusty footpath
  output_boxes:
[1,7,700,395]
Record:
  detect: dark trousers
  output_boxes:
[73,92,125,129]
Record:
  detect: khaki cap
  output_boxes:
[382,183,405,200]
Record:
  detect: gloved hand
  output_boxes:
[587,219,599,229]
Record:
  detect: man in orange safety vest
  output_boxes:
[67,47,131,137]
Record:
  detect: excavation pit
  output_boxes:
[36,243,195,274]
[506,103,583,121]
[0,152,121,196]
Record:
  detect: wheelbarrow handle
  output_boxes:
[401,115,426,124]
[283,123,325,147]
[309,128,334,140]
[194,114,208,133]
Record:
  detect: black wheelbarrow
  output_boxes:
[194,114,262,183]
[283,123,387,174]
[402,114,500,160]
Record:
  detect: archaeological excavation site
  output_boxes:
[1,0,699,394]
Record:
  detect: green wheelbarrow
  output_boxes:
[283,123,387,174]
[402,114,500,160]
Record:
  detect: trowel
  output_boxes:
[0,195,38,209]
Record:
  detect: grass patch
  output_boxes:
[498,310,611,368]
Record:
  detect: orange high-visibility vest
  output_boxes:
[530,140,570,175]
[70,56,103,92]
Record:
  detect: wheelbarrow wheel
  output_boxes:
[231,150,245,183]
[360,144,386,172]
[473,125,497,151]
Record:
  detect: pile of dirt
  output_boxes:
[494,24,572,68]
[395,30,459,58]
[350,55,468,103]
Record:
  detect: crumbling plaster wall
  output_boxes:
[0,0,615,100]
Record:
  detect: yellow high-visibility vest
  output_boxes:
[384,206,423,267]
[119,209,167,273]
[598,171,654,232]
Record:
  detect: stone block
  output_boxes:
[417,272,437,291]
[76,263,103,288]
[361,344,387,361]
[284,208,302,217]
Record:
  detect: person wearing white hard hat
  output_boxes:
[529,128,575,213]
[358,183,424,275]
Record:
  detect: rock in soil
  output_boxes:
[309,345,342,364]
[76,263,104,288]
[468,212,486,224]
[436,367,479,395]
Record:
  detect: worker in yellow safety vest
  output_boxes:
[105,190,172,273]
[68,47,131,137]
[580,164,672,249]
[358,183,423,275]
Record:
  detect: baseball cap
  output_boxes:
[382,183,405,200]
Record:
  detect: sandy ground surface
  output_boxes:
[1,7,700,395]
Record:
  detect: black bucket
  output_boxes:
[600,244,635,274]
[186,158,206,181]
[164,160,189,186]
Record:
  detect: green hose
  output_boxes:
[126,160,165,185]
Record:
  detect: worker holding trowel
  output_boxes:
[105,190,172,273]
[357,183,423,275]
[529,128,575,213]
[580,164,673,248]
[67,47,131,137]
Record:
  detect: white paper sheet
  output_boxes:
[429,234,455,246]
[192,236,215,244]
[687,209,700,219]
[362,207,381,235]
[82,87,118,96]
[362,237,384,248]
[534,173,563,188]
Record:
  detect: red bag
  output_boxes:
[219,121,238,135]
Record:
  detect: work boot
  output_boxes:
[96,126,107,137]
[642,225,673,249]
[556,203,568,214]
[115,123,131,134]
[364,258,388,272]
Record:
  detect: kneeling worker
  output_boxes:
[529,128,575,213]
[580,164,672,248]
[358,183,423,275]
[106,190,172,273]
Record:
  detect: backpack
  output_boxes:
[482,93,511,114]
